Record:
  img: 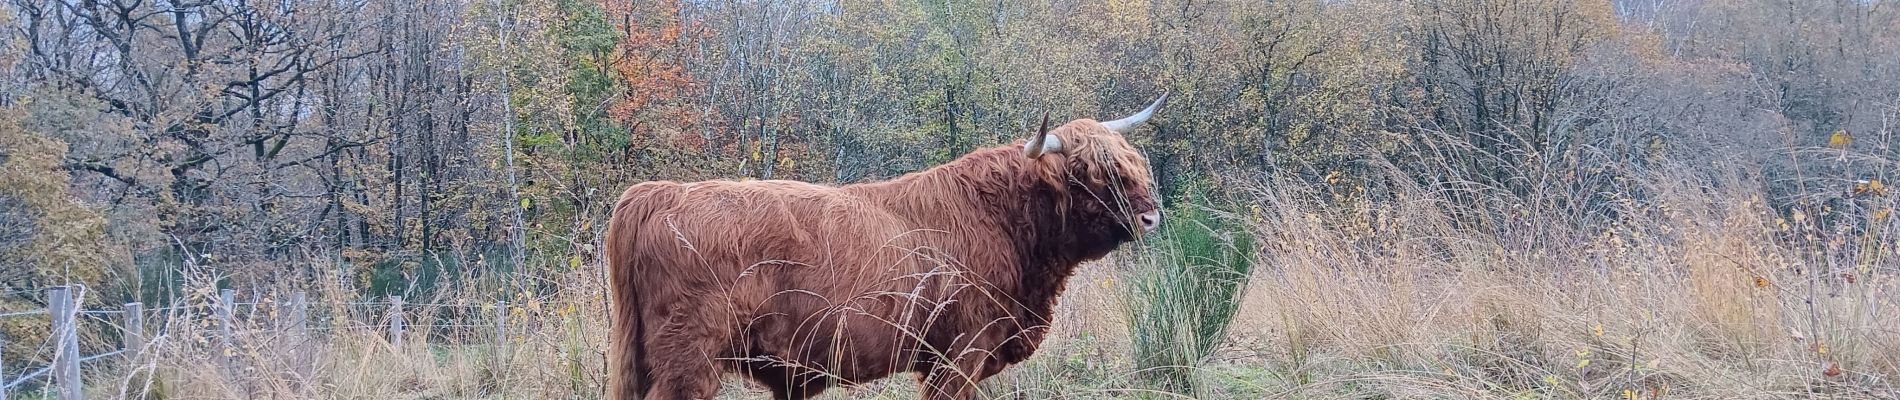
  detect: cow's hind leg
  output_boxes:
[643,302,728,400]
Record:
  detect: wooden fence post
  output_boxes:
[120,301,147,398]
[49,286,81,400]
[123,302,144,362]
[217,288,236,353]
[387,296,405,350]
[1,335,9,400]
[287,291,308,340]
[215,287,240,398]
[494,299,509,350]
[283,290,311,379]
[494,300,508,365]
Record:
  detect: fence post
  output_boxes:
[123,302,144,362]
[49,286,81,400]
[217,288,235,353]
[282,290,311,380]
[387,296,405,350]
[494,300,508,365]
[287,291,308,340]
[1,336,9,400]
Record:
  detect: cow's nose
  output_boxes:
[1138,210,1161,232]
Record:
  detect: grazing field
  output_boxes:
[8,168,1894,399]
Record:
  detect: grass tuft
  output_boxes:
[1121,183,1259,396]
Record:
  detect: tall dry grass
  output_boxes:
[1225,161,1899,399]
[64,163,1898,400]
[91,259,614,399]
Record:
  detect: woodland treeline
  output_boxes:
[2,0,1897,318]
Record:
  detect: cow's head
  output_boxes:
[1022,94,1167,247]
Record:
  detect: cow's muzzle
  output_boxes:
[1138,210,1161,232]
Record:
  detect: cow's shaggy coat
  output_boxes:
[606,104,1162,400]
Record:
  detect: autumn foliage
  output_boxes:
[601,0,707,150]
[1,0,1897,397]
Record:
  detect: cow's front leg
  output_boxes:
[917,352,989,400]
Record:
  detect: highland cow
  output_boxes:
[606,94,1168,400]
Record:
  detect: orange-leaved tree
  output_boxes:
[601,0,712,161]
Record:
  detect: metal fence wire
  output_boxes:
[2,285,575,399]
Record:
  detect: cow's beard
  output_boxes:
[1053,181,1154,260]
[1093,205,1151,245]
[1060,200,1149,252]
[1107,217,1139,243]
[1063,212,1141,259]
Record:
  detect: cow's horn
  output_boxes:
[1099,92,1169,133]
[1023,112,1062,158]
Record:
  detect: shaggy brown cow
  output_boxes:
[606,95,1168,400]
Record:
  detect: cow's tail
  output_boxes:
[605,183,674,400]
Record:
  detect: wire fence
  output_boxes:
[0,285,571,400]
